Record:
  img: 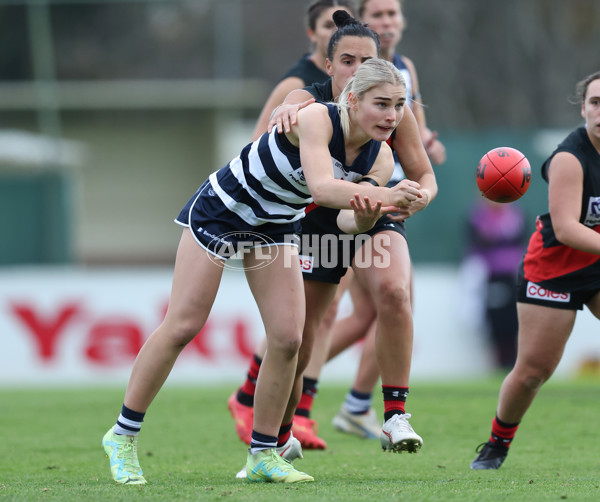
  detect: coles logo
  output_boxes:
[526,282,570,302]
[299,255,313,273]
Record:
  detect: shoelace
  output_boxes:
[118,440,142,472]
[390,413,414,432]
[269,450,291,464]
[475,441,506,454]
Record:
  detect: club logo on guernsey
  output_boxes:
[584,196,600,226]
[526,282,570,302]
[288,167,306,186]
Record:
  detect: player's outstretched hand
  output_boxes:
[350,193,383,233]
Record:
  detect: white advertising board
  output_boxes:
[0,266,598,387]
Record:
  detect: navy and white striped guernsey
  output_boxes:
[208,103,382,226]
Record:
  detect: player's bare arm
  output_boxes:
[549,152,600,254]
[296,104,417,210]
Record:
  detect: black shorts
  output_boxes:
[516,265,598,311]
[175,180,300,259]
[299,211,407,284]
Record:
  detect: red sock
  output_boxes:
[277,422,292,447]
[237,355,261,406]
[294,377,318,418]
[490,415,519,447]
[382,386,408,421]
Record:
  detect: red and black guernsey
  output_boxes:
[522,126,600,292]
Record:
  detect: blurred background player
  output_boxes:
[462,197,527,370]
[471,70,600,470]
[251,0,357,140]
[360,0,445,163]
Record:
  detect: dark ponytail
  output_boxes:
[332,9,357,27]
[327,10,380,60]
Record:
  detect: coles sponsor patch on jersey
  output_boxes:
[299,255,313,273]
[584,196,600,226]
[526,282,570,302]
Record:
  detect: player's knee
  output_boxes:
[516,363,554,391]
[166,318,205,347]
[521,373,546,392]
[375,281,411,315]
[160,306,209,347]
[267,328,303,360]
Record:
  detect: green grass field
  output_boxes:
[1,376,599,501]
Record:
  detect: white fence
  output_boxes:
[1,265,598,387]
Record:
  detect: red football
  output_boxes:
[476,147,531,203]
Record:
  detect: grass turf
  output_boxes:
[1,376,599,501]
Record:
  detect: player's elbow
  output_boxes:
[553,226,568,244]
[311,193,330,208]
[310,184,333,208]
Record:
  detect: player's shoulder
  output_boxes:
[550,150,583,168]
[296,102,333,136]
[299,101,331,119]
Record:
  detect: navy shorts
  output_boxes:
[516,266,598,311]
[299,210,407,284]
[175,180,301,259]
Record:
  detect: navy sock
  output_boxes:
[114,404,145,436]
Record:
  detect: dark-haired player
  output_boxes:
[471,71,600,470]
